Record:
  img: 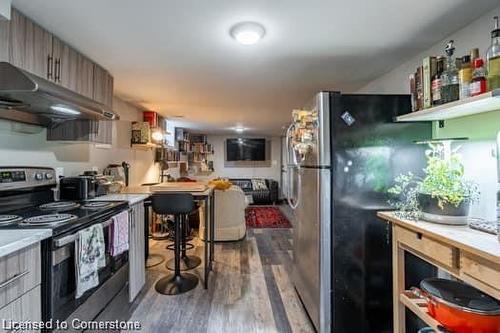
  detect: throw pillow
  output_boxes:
[251,179,268,191]
[209,179,232,191]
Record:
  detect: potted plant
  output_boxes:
[388,143,479,225]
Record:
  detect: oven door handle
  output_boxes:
[53,208,133,248]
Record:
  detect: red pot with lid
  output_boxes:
[412,278,500,333]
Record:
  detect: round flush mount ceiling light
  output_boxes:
[234,126,246,133]
[230,22,266,45]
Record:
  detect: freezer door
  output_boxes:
[293,167,331,332]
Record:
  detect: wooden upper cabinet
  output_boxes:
[9,8,53,80]
[105,72,114,107]
[93,64,114,107]
[75,53,94,99]
[0,18,10,62]
[8,9,27,69]
[52,36,78,91]
[25,17,52,79]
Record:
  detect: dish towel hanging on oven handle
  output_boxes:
[109,210,129,256]
[75,223,106,299]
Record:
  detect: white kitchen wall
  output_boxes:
[0,96,159,186]
[203,135,281,184]
[356,5,500,221]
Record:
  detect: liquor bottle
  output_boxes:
[470,48,480,62]
[440,40,459,103]
[423,56,437,108]
[431,56,445,106]
[459,55,472,99]
[416,66,424,110]
[470,58,487,97]
[409,73,417,112]
[486,16,500,91]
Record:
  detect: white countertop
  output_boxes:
[378,212,500,264]
[0,229,52,258]
[91,193,150,205]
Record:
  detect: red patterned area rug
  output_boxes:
[245,206,292,228]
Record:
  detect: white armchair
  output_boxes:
[199,185,247,241]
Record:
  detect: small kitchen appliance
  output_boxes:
[59,176,97,200]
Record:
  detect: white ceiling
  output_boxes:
[12,0,500,135]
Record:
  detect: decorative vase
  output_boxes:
[418,193,470,225]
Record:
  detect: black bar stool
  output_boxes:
[165,210,202,271]
[152,193,199,295]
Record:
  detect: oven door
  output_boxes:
[50,218,128,321]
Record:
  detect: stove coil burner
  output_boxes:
[39,201,80,211]
[81,202,112,210]
[22,214,78,225]
[0,215,23,225]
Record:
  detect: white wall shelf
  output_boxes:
[396,89,500,122]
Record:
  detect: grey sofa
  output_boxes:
[229,178,279,205]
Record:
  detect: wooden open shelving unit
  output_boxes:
[400,292,443,332]
[377,211,500,332]
[396,89,500,122]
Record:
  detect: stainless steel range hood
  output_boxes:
[0,62,119,127]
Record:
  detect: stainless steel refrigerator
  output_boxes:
[286,92,432,333]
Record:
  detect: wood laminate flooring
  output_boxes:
[128,207,314,333]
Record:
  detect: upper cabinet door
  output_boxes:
[0,18,10,62]
[93,64,114,107]
[76,54,94,99]
[104,71,114,107]
[9,9,53,80]
[25,18,52,79]
[9,9,27,69]
[92,64,106,104]
[52,37,78,91]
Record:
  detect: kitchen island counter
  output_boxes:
[0,229,52,257]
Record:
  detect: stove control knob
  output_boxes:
[35,173,43,180]
[45,173,54,180]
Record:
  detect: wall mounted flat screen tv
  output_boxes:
[226,138,266,161]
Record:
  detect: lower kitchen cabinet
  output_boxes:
[129,201,146,302]
[0,286,41,333]
[0,243,40,309]
[0,243,41,333]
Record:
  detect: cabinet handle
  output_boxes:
[47,55,53,80]
[0,270,29,289]
[54,59,61,82]
[58,58,62,83]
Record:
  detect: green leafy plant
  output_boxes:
[388,143,479,218]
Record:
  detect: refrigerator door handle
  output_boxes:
[287,165,301,210]
[285,123,300,210]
